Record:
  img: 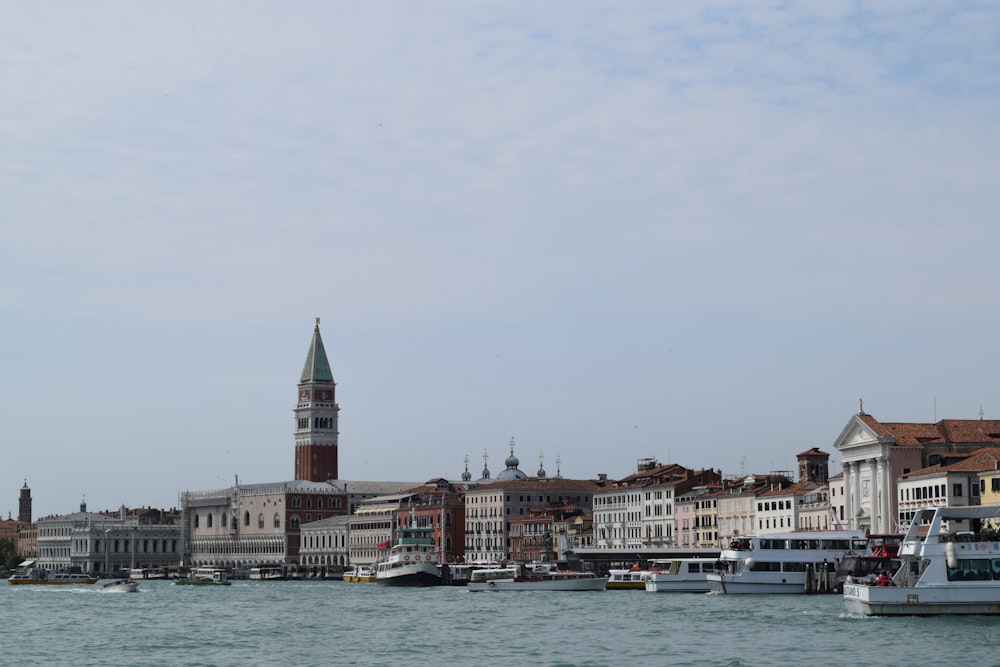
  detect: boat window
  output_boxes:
[993,559,1000,580]
[747,561,781,572]
[947,558,991,582]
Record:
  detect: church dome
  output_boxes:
[496,438,527,481]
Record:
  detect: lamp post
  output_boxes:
[104,529,111,578]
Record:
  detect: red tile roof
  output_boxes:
[859,414,1000,447]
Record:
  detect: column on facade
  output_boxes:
[877,455,892,534]
[869,457,881,533]
[842,461,854,530]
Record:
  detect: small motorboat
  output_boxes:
[101,578,139,593]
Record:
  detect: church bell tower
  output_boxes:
[18,480,31,524]
[294,318,340,482]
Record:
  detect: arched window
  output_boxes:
[244,511,250,527]
[258,513,265,529]
[291,515,301,530]
[274,513,281,529]
[195,514,200,528]
[207,514,213,528]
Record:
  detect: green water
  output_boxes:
[3,579,1000,666]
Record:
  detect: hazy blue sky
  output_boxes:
[3,2,999,518]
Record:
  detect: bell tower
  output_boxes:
[294,318,340,482]
[797,447,829,483]
[18,480,31,524]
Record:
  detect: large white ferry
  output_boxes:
[707,529,869,594]
[643,558,715,593]
[844,504,1000,616]
[375,512,441,587]
[467,562,606,592]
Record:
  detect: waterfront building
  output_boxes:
[828,472,846,526]
[896,447,1000,526]
[180,479,346,569]
[346,477,467,567]
[694,485,723,547]
[299,514,350,575]
[550,504,594,559]
[979,461,1000,506]
[715,473,792,544]
[833,408,1000,533]
[463,443,603,562]
[509,501,591,562]
[755,480,826,534]
[37,501,181,575]
[674,488,701,548]
[591,460,720,550]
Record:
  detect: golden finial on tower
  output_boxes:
[315,316,321,326]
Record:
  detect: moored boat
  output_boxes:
[174,567,232,586]
[342,565,377,583]
[606,566,647,590]
[467,562,607,592]
[249,566,288,581]
[844,504,1000,616]
[706,530,870,594]
[8,561,98,585]
[643,558,715,593]
[375,511,441,587]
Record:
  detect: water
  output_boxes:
[4,580,1000,666]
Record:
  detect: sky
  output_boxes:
[3,1,1000,519]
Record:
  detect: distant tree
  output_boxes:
[0,537,21,570]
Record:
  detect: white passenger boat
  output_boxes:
[7,561,98,585]
[606,567,647,590]
[173,567,232,586]
[467,563,607,592]
[342,565,377,583]
[643,558,715,593]
[249,566,287,581]
[844,504,1000,616]
[375,511,441,587]
[706,530,869,594]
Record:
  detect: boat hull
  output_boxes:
[468,578,607,592]
[174,580,231,586]
[8,579,98,585]
[101,580,139,593]
[644,578,710,593]
[707,573,815,594]
[844,582,1000,616]
[376,568,441,587]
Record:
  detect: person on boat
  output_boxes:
[845,571,856,584]
[876,571,890,587]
